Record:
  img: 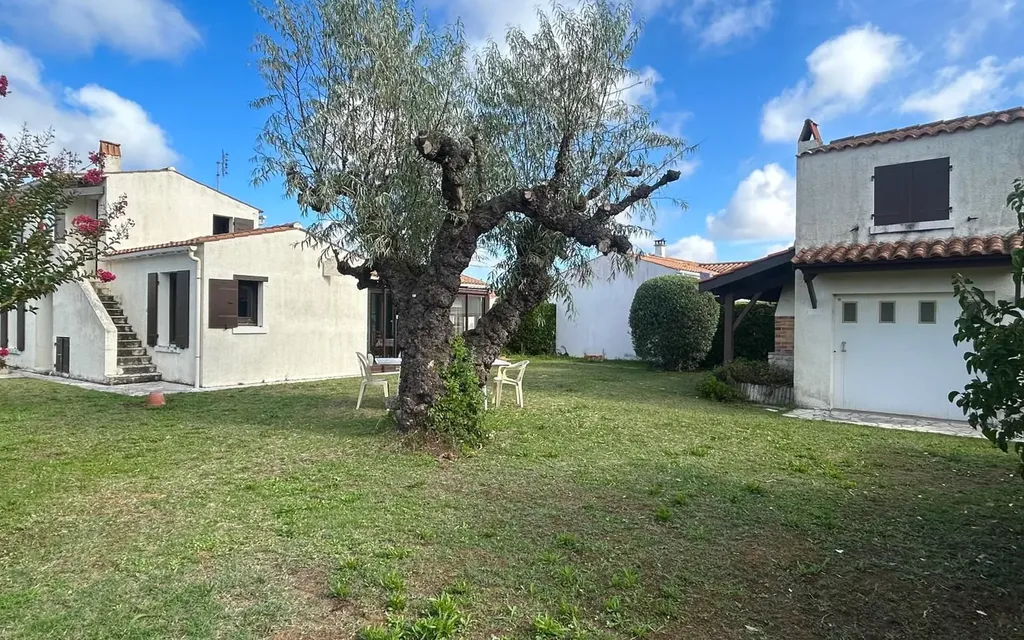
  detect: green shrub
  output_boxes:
[696,374,743,402]
[427,335,489,448]
[506,302,556,355]
[713,358,793,387]
[702,302,777,367]
[628,275,719,370]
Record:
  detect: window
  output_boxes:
[919,301,937,324]
[842,301,858,323]
[237,280,260,325]
[213,215,231,235]
[874,157,950,226]
[879,301,896,323]
[448,293,488,334]
[467,295,484,331]
[450,295,466,333]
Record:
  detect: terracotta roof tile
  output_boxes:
[700,260,749,274]
[793,233,1023,265]
[801,106,1024,155]
[109,223,301,256]
[460,274,488,287]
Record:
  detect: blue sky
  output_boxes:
[1,0,1022,277]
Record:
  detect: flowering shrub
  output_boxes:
[88,151,106,168]
[1,71,133,315]
[0,346,8,369]
[96,269,116,283]
[72,215,107,237]
[81,168,104,186]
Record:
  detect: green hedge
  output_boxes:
[712,358,793,387]
[629,275,719,370]
[702,301,776,367]
[506,302,556,355]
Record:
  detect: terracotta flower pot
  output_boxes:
[145,391,166,408]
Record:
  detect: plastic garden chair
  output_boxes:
[494,360,529,408]
[356,352,392,409]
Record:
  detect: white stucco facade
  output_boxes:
[557,256,688,359]
[198,229,367,387]
[104,170,260,250]
[796,123,1024,250]
[103,251,199,385]
[791,115,1022,418]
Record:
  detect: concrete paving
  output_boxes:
[784,407,981,439]
[3,371,196,396]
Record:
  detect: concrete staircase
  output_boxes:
[97,293,163,385]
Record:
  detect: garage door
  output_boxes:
[831,293,973,420]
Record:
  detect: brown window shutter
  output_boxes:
[16,303,26,351]
[874,163,912,225]
[174,270,190,348]
[147,273,159,347]
[910,157,950,223]
[209,279,239,329]
[0,309,8,348]
[232,218,254,232]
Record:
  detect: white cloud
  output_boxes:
[946,0,1016,60]
[0,0,199,60]
[760,24,914,142]
[0,41,177,168]
[664,234,717,262]
[705,163,795,241]
[681,0,775,48]
[618,66,662,107]
[762,242,792,256]
[901,56,1024,121]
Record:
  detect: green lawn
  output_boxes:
[1,360,1022,639]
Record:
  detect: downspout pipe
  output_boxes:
[187,246,202,389]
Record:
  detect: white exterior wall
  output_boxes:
[775,283,795,316]
[556,257,677,359]
[102,252,198,385]
[50,281,118,382]
[104,171,260,250]
[793,267,1011,410]
[199,230,368,387]
[3,296,52,372]
[796,123,1024,250]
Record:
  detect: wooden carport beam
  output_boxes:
[732,291,763,331]
[802,271,818,309]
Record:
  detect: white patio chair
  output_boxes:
[494,360,529,408]
[356,352,392,409]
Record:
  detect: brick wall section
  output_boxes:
[774,316,794,354]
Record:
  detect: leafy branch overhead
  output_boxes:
[951,177,1024,475]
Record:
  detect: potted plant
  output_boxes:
[0,347,9,377]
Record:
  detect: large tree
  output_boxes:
[1,74,131,314]
[252,0,688,432]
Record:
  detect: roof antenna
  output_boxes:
[215,150,229,191]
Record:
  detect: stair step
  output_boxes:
[118,338,143,348]
[117,355,153,366]
[110,316,129,325]
[118,347,148,357]
[115,324,135,333]
[119,364,158,375]
[98,296,117,304]
[106,373,163,385]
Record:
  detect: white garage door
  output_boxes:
[832,293,973,420]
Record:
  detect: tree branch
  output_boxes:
[415,131,474,211]
[332,250,376,290]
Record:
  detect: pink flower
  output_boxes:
[88,151,106,168]
[81,168,104,186]
[0,347,8,358]
[96,269,116,283]
[0,75,8,98]
[27,162,46,178]
[72,215,106,237]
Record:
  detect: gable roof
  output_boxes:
[800,106,1024,156]
[108,223,303,256]
[460,274,488,288]
[639,254,749,275]
[793,234,1023,265]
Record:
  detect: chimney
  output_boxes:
[98,140,122,172]
[797,119,822,155]
[654,238,667,258]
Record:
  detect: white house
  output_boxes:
[701,107,1024,421]
[556,240,744,359]
[1,141,488,387]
